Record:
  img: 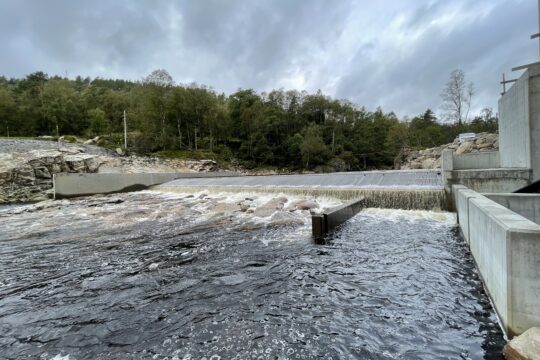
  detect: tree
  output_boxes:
[300,125,328,168]
[0,87,16,137]
[87,108,108,136]
[441,69,474,125]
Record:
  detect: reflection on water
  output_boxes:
[0,191,504,359]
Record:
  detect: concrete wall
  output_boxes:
[484,193,540,225]
[453,185,540,336]
[53,172,239,199]
[441,149,530,193]
[499,69,530,169]
[529,66,540,181]
[452,151,500,170]
[449,168,531,193]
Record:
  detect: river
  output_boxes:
[0,191,505,359]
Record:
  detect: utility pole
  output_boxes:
[123,110,127,149]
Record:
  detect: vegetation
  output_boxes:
[0,70,498,171]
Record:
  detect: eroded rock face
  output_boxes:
[0,148,106,203]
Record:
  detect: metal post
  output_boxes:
[123,110,127,149]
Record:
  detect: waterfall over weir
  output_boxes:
[154,170,450,211]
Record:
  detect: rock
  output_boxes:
[421,158,437,169]
[293,200,319,211]
[59,147,84,154]
[269,211,305,226]
[253,197,288,217]
[0,170,12,186]
[238,199,252,212]
[116,148,125,156]
[211,201,241,214]
[477,143,493,149]
[503,327,540,360]
[85,156,104,172]
[455,141,474,155]
[65,154,97,172]
[13,165,36,185]
[34,167,51,179]
[83,139,94,145]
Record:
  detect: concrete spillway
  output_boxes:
[155,170,449,210]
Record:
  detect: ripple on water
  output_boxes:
[0,192,505,359]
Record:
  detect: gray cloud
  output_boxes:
[0,0,537,117]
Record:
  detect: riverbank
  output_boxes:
[0,139,223,203]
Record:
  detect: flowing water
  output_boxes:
[0,191,505,359]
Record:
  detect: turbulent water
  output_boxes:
[0,191,505,359]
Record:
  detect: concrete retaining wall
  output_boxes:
[452,151,500,170]
[441,149,531,193]
[450,168,531,193]
[453,185,540,336]
[484,193,540,225]
[53,172,239,199]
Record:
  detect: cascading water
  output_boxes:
[154,185,451,211]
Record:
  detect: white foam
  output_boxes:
[360,208,457,225]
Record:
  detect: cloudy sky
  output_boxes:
[0,0,538,118]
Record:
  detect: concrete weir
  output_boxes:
[154,170,449,211]
[53,172,239,199]
[453,185,540,336]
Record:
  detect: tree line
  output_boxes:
[0,70,497,171]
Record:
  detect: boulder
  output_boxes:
[211,201,241,214]
[253,197,288,217]
[269,211,305,226]
[116,148,125,156]
[65,154,96,172]
[85,156,104,172]
[477,143,493,149]
[293,200,319,211]
[421,158,437,169]
[503,327,540,360]
[455,141,474,155]
[34,166,51,179]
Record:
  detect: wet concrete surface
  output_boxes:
[159,170,443,190]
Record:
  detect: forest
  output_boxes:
[0,70,498,171]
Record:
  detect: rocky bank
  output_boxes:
[0,139,220,203]
[398,132,499,170]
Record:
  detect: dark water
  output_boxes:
[0,192,505,359]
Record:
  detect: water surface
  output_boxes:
[0,191,505,359]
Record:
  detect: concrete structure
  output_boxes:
[499,65,540,182]
[453,185,540,336]
[485,193,540,224]
[155,170,449,210]
[159,170,443,189]
[442,149,532,193]
[53,172,239,199]
[312,198,365,241]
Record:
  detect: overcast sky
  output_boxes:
[0,0,538,118]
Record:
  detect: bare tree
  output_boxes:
[441,69,475,125]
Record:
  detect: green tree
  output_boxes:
[87,108,108,136]
[301,125,328,168]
